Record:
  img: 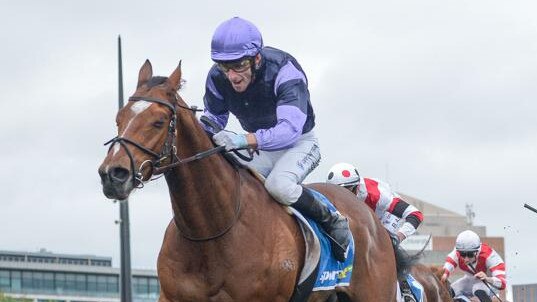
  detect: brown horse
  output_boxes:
[98,60,398,302]
[409,264,454,302]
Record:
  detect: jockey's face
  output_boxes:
[459,251,477,265]
[219,55,261,93]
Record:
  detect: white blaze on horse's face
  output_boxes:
[112,100,153,157]
[121,100,153,136]
[131,100,153,114]
[112,144,121,156]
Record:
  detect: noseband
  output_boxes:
[104,95,220,188]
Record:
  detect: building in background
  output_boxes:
[0,250,158,302]
[512,283,537,302]
[398,193,507,300]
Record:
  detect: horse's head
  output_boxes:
[429,265,455,300]
[98,60,183,200]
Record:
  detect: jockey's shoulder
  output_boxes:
[364,177,393,191]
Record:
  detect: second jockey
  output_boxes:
[326,162,423,245]
[326,162,425,302]
[441,230,507,302]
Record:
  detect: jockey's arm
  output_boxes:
[486,254,507,290]
[388,198,424,239]
[245,133,258,149]
[441,249,458,281]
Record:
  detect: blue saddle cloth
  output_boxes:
[406,274,425,302]
[302,189,355,291]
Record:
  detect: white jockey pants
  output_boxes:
[451,274,498,301]
[236,131,321,205]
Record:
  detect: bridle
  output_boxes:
[104,93,242,241]
[104,95,225,188]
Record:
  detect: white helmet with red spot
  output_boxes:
[455,230,481,252]
[326,163,360,187]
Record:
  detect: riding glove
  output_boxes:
[213,131,248,151]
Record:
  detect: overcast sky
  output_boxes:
[2,0,536,296]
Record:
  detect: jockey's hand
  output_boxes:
[213,131,248,151]
[441,273,449,282]
[474,271,487,281]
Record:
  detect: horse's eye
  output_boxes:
[153,120,165,128]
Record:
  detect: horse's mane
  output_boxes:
[147,76,186,91]
[394,245,422,280]
[394,235,432,279]
[148,76,168,88]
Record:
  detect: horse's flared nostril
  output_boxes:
[109,167,130,184]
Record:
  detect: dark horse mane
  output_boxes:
[394,236,430,280]
[147,75,185,91]
[146,76,168,88]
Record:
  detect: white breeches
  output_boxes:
[237,131,320,205]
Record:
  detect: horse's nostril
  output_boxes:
[98,168,107,182]
[110,167,130,183]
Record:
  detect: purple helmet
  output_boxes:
[211,17,263,62]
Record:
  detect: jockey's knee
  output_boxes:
[264,174,301,206]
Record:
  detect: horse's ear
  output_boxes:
[137,59,153,88]
[167,60,182,91]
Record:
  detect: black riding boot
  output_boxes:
[293,189,351,262]
[474,290,492,302]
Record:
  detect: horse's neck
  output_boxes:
[165,109,239,239]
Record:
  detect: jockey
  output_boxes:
[200,17,351,261]
[441,230,507,302]
[326,162,423,245]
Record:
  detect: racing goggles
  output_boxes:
[216,58,252,73]
[459,251,477,258]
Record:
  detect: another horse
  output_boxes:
[410,265,454,302]
[98,60,399,302]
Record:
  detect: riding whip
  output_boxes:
[467,263,503,302]
[524,203,537,214]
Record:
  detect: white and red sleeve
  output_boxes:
[368,179,424,238]
[443,249,458,277]
[485,248,507,289]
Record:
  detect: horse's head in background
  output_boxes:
[412,265,454,302]
[98,60,182,200]
[430,265,455,298]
